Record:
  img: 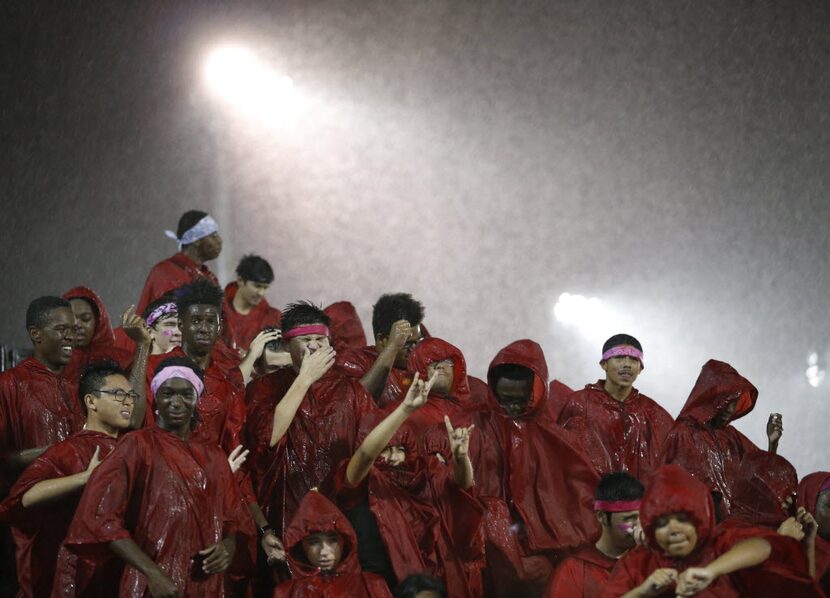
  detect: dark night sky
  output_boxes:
[2,1,829,472]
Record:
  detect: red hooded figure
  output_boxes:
[274,490,392,598]
[244,367,377,536]
[137,252,219,314]
[335,413,484,597]
[660,360,760,516]
[558,376,672,480]
[798,472,830,589]
[63,426,253,597]
[404,338,477,432]
[727,450,798,528]
[324,301,368,353]
[603,465,821,598]
[222,282,282,356]
[0,430,119,598]
[61,287,134,382]
[476,340,600,593]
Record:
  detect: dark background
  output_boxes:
[2,1,828,473]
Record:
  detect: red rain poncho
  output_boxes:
[136,252,219,314]
[558,377,673,479]
[546,379,575,423]
[728,450,798,528]
[244,368,376,535]
[404,338,478,433]
[274,491,392,598]
[61,287,134,383]
[336,345,413,408]
[63,426,253,597]
[544,544,616,598]
[324,301,367,353]
[221,282,282,356]
[660,360,760,516]
[144,346,246,452]
[475,340,600,589]
[0,430,118,598]
[335,414,484,597]
[602,465,821,598]
[0,357,84,492]
[798,472,830,588]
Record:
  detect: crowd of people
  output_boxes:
[0,209,827,598]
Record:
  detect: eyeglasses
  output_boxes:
[95,389,139,405]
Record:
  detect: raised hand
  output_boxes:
[387,319,413,352]
[766,413,783,446]
[227,445,249,474]
[121,305,153,345]
[262,531,286,565]
[247,329,282,361]
[796,506,818,543]
[444,415,475,460]
[297,346,336,385]
[777,516,805,541]
[676,567,714,596]
[402,372,436,413]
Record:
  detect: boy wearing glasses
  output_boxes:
[0,361,139,598]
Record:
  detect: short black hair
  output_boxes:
[79,360,129,416]
[602,333,642,354]
[394,574,446,598]
[176,280,223,317]
[236,254,274,284]
[281,301,330,334]
[489,363,534,384]
[371,293,425,337]
[26,296,71,330]
[595,472,645,502]
[142,292,178,321]
[153,355,205,382]
[176,210,209,241]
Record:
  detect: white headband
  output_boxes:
[164,215,219,250]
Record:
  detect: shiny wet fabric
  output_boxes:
[221,282,282,356]
[336,345,413,408]
[136,252,219,314]
[543,544,616,598]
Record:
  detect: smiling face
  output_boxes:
[179,304,220,357]
[601,350,642,389]
[86,374,135,431]
[236,278,270,308]
[154,377,198,431]
[301,531,343,571]
[68,298,97,348]
[29,307,76,370]
[653,513,698,557]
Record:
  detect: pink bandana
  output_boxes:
[282,324,330,340]
[601,345,644,368]
[594,499,642,512]
[150,366,205,398]
[146,302,177,328]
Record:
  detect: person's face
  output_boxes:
[601,351,642,388]
[653,513,698,557]
[710,398,738,429]
[377,324,423,369]
[815,490,830,541]
[69,299,96,348]
[236,278,270,307]
[151,315,181,353]
[379,445,406,467]
[179,304,220,356]
[287,331,331,368]
[154,377,198,429]
[598,510,641,551]
[494,377,532,417]
[301,532,343,571]
[29,307,76,369]
[196,232,223,261]
[426,359,454,396]
[86,374,135,429]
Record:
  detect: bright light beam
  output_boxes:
[553,292,615,342]
[204,45,299,125]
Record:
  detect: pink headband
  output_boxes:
[282,324,330,340]
[150,366,205,398]
[146,302,177,328]
[594,499,642,512]
[820,479,830,494]
[601,345,644,368]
